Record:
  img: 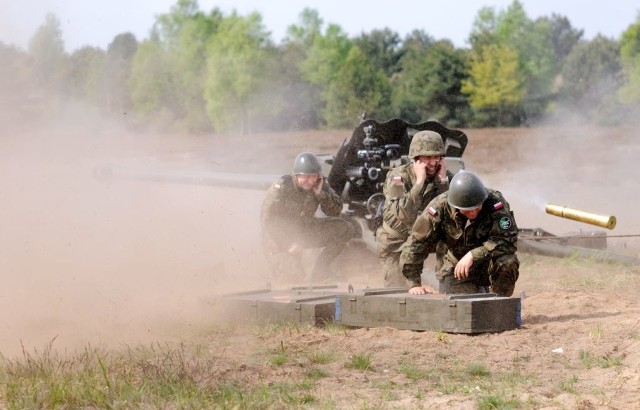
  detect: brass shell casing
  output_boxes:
[545,204,616,230]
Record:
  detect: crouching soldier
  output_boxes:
[261,152,357,281]
[377,130,452,287]
[401,171,519,296]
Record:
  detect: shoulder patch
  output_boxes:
[273,183,281,189]
[392,176,402,183]
[427,206,437,216]
[498,216,512,230]
[493,202,504,211]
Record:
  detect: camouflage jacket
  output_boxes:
[401,189,518,283]
[378,163,452,251]
[261,174,343,250]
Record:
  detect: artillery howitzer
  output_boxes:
[95,116,639,267]
[325,116,467,234]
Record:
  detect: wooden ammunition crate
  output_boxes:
[336,289,520,333]
[216,286,340,326]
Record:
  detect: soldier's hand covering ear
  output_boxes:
[437,158,448,181]
[412,159,427,185]
[312,176,323,195]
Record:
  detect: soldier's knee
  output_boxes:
[489,254,519,296]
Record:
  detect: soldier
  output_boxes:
[377,130,453,287]
[261,152,357,280]
[400,171,520,296]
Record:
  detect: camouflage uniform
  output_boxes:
[400,189,520,296]
[261,174,356,280]
[377,164,452,287]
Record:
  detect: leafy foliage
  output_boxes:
[10,0,640,131]
[204,12,272,133]
[462,43,525,126]
[393,39,472,126]
[560,35,623,124]
[618,13,640,109]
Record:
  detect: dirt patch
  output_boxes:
[1,123,639,407]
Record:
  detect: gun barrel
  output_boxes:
[545,203,616,230]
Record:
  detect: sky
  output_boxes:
[1,0,639,52]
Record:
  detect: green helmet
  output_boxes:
[408,130,445,158]
[293,152,322,175]
[447,171,488,210]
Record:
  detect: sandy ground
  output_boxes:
[1,119,639,407]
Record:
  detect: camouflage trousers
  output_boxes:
[379,242,446,288]
[437,253,520,297]
[263,216,356,281]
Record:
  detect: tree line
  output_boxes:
[2,0,640,133]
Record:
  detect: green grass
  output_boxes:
[579,350,622,370]
[347,353,374,371]
[305,367,329,380]
[477,393,521,409]
[466,362,491,377]
[558,374,579,393]
[307,350,335,365]
[0,341,316,409]
[398,363,431,380]
[269,352,288,366]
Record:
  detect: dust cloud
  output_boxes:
[0,118,274,357]
[3,109,639,358]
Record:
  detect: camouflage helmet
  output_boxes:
[408,130,445,158]
[293,152,322,175]
[447,171,488,210]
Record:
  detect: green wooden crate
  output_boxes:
[336,290,520,333]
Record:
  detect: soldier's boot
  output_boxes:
[311,242,344,282]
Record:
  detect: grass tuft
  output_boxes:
[347,353,374,371]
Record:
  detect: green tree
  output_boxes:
[539,14,584,65]
[393,39,472,126]
[461,43,525,126]
[267,9,325,130]
[469,7,499,50]
[468,0,557,124]
[353,28,403,77]
[323,46,391,128]
[129,0,221,132]
[28,13,67,94]
[154,0,201,47]
[204,12,272,133]
[299,22,355,127]
[170,7,221,131]
[67,46,107,110]
[559,35,623,124]
[129,37,176,128]
[106,33,138,117]
[618,13,640,108]
[0,43,39,126]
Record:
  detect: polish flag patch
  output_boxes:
[392,176,402,183]
[493,202,504,210]
[427,206,437,216]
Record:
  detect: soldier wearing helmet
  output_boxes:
[261,152,357,281]
[400,171,520,296]
[376,130,453,288]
